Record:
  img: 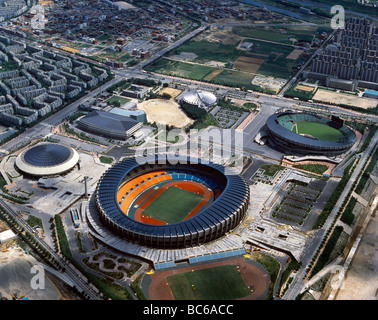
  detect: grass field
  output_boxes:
[142,186,203,224]
[232,25,331,44]
[145,58,215,81]
[293,122,344,141]
[171,40,241,63]
[106,95,131,105]
[166,265,250,300]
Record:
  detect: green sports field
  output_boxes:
[142,186,203,224]
[292,121,344,141]
[166,265,251,300]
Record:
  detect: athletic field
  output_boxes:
[166,265,250,300]
[292,121,344,141]
[141,186,204,224]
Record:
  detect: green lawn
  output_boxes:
[212,69,254,88]
[233,25,331,44]
[293,122,344,141]
[145,58,215,81]
[106,95,131,105]
[172,39,242,63]
[260,164,284,177]
[142,186,203,224]
[293,164,328,174]
[146,37,300,90]
[167,265,250,300]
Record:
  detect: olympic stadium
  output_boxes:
[95,155,249,249]
[15,143,80,177]
[266,112,357,156]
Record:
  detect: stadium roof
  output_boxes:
[23,144,71,167]
[96,154,250,249]
[109,107,145,118]
[15,143,79,177]
[78,110,142,139]
[181,90,217,108]
[266,112,357,150]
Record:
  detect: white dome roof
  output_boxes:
[197,91,217,106]
[181,90,217,108]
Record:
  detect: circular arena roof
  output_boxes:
[15,143,80,177]
[181,90,217,108]
[266,112,357,156]
[95,155,249,249]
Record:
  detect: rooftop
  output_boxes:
[23,143,72,167]
[78,110,141,133]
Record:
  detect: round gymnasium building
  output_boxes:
[95,155,249,249]
[15,143,80,177]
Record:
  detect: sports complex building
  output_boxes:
[180,90,217,110]
[95,155,249,249]
[77,110,142,140]
[266,112,357,156]
[15,143,80,177]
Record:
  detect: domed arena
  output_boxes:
[180,90,217,109]
[15,143,80,177]
[95,155,249,249]
[266,112,357,156]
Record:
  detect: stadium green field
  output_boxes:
[293,122,344,141]
[142,186,203,224]
[166,265,250,300]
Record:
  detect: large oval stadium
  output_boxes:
[95,155,249,249]
[266,112,357,156]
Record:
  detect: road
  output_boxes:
[283,129,378,300]
[279,27,338,97]
[0,14,377,301]
[131,22,209,72]
[0,199,103,300]
[0,75,122,157]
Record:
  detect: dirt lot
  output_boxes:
[313,89,378,109]
[252,75,287,92]
[197,26,243,46]
[286,49,304,60]
[334,214,378,300]
[233,56,265,74]
[159,87,182,99]
[203,68,223,81]
[137,99,193,128]
[295,84,315,92]
[0,247,64,300]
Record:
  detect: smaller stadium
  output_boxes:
[15,143,80,177]
[266,112,357,156]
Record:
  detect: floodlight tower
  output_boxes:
[84,176,89,199]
